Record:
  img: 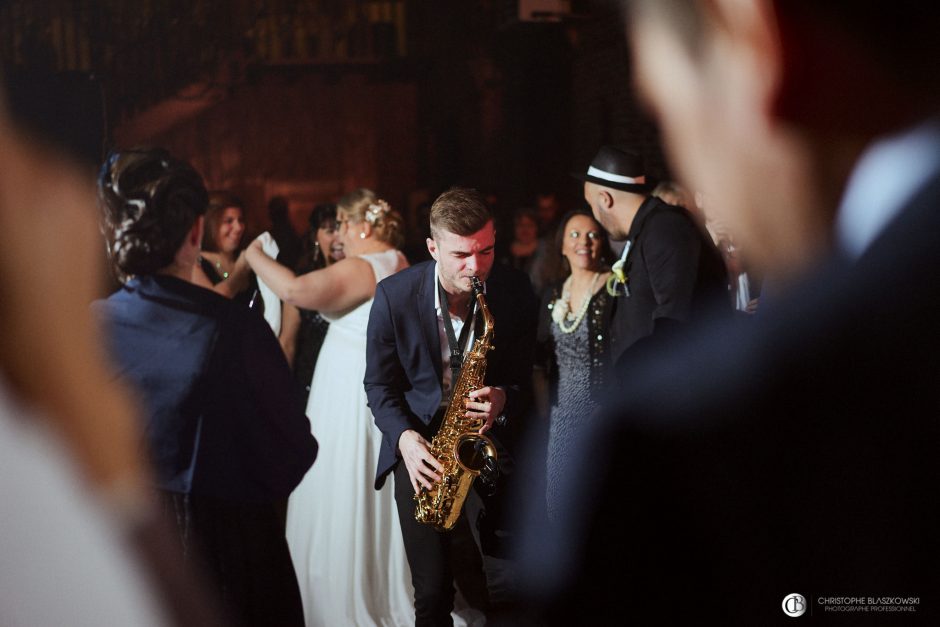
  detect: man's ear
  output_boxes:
[426,237,439,261]
[600,189,615,211]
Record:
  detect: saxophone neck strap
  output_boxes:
[438,279,477,383]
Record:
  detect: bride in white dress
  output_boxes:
[246,189,413,626]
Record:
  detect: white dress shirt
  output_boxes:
[434,263,479,406]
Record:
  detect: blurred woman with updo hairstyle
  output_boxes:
[245,188,413,626]
[94,147,318,627]
[0,97,225,625]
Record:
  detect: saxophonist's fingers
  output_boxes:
[409,461,435,491]
[463,399,491,413]
[414,472,433,492]
[417,464,440,489]
[420,451,444,475]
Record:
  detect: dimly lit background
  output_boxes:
[1,0,667,238]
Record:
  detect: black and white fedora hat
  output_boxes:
[573,145,655,194]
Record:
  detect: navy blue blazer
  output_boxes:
[365,261,538,489]
[94,275,317,503]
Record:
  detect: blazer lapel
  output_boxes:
[417,262,443,386]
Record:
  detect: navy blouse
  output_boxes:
[94,274,317,502]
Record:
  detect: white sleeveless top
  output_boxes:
[321,249,409,331]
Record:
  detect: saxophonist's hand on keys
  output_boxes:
[465,386,506,435]
[399,430,443,494]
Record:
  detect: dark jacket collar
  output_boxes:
[626,195,662,242]
[124,274,228,315]
[416,261,443,384]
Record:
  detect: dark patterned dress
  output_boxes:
[537,283,612,519]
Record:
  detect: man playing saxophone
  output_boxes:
[365,187,538,625]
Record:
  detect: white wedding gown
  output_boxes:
[287,249,414,627]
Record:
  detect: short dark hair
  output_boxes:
[309,202,338,231]
[98,147,207,281]
[429,187,492,239]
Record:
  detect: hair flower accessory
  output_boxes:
[365,200,390,225]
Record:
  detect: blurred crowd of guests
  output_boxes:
[2,0,938,624]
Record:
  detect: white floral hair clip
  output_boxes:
[365,200,390,225]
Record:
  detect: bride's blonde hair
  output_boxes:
[337,188,404,248]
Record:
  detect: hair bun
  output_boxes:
[98,148,208,281]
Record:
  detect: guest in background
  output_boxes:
[531,192,569,292]
[401,195,433,265]
[535,191,562,236]
[695,192,760,314]
[498,207,540,273]
[500,204,569,295]
[194,191,255,305]
[95,147,317,627]
[297,202,346,272]
[286,202,345,404]
[651,180,693,210]
[535,210,612,519]
[578,146,729,365]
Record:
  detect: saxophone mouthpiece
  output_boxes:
[470,276,483,296]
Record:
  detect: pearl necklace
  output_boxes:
[554,272,599,334]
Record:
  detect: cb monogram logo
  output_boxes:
[782,593,807,617]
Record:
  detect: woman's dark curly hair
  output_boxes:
[98,148,208,281]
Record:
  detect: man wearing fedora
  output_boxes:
[577,145,728,364]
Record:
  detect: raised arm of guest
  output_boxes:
[244,197,404,313]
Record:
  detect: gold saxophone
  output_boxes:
[415,276,497,531]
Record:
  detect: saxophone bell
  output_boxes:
[455,434,497,474]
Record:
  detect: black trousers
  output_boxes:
[393,462,489,627]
